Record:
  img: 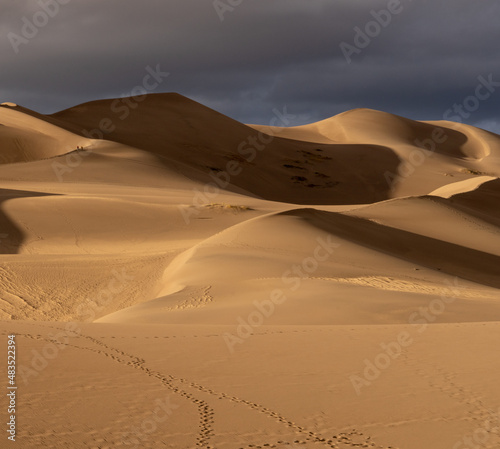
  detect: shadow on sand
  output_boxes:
[0,189,60,254]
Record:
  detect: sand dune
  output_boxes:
[49,94,404,204]
[0,94,499,448]
[0,104,90,164]
[252,108,500,199]
[253,108,500,161]
[98,206,500,325]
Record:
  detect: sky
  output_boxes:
[1,0,500,133]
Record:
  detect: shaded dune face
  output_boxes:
[50,94,400,204]
[448,178,500,226]
[279,207,500,289]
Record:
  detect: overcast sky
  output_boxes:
[1,0,499,133]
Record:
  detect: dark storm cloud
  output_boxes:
[1,0,499,133]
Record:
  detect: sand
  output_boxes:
[0,94,499,448]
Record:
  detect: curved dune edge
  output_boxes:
[429,175,497,198]
[97,203,500,325]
